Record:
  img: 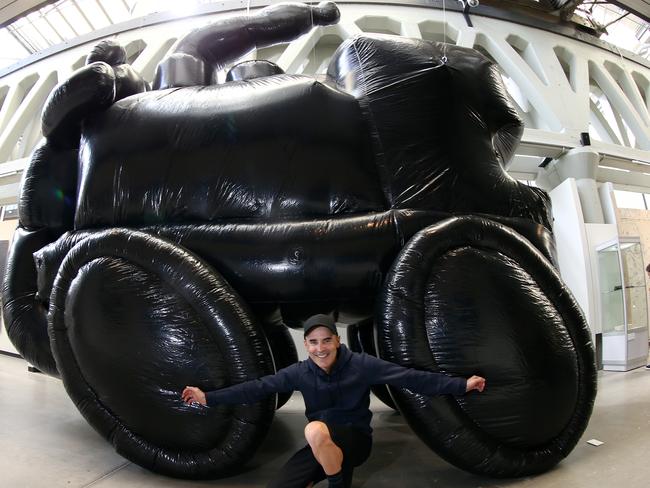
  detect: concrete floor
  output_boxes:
[1,353,649,488]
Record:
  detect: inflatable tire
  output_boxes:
[48,229,275,478]
[347,319,396,410]
[2,227,59,375]
[261,320,298,409]
[377,216,597,477]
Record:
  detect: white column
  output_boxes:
[538,147,604,224]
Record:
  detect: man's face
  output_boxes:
[304,326,340,373]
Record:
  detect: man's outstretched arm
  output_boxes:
[363,353,485,396]
[182,364,298,406]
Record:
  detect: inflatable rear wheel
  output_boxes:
[48,229,275,478]
[377,216,597,477]
[261,320,298,409]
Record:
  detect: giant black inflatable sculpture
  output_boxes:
[2,1,596,480]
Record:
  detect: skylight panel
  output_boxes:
[0,29,30,66]
[46,7,78,39]
[57,1,93,36]
[99,0,130,24]
[77,0,111,30]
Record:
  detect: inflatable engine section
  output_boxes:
[2,1,596,480]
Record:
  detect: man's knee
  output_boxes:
[304,421,332,448]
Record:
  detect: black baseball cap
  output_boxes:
[303,314,338,337]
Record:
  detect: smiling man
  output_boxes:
[182,314,486,488]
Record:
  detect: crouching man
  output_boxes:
[182,314,486,488]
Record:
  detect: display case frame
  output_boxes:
[596,236,649,371]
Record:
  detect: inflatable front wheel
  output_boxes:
[347,319,396,410]
[48,229,275,478]
[377,216,597,477]
[2,227,60,376]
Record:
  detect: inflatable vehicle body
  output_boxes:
[3,1,596,480]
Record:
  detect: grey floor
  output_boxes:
[1,353,650,488]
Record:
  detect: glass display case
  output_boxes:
[597,237,649,371]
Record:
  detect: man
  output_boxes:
[182,314,486,488]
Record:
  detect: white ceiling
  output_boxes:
[0,0,52,27]
[610,1,650,22]
[0,0,649,68]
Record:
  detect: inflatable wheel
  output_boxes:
[347,319,396,410]
[2,227,60,375]
[48,229,275,478]
[377,216,597,477]
[261,320,298,409]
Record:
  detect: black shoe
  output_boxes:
[645,364,650,369]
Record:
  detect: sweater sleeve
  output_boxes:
[363,354,467,396]
[205,363,298,406]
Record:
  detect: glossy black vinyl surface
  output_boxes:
[18,142,77,231]
[154,1,339,89]
[2,227,59,375]
[75,76,381,228]
[327,34,552,230]
[377,216,597,477]
[36,210,556,309]
[260,317,299,409]
[346,319,396,410]
[1,2,596,479]
[48,229,275,478]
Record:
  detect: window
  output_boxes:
[517,179,538,187]
[1,204,18,220]
[613,189,646,209]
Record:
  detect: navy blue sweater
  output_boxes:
[205,344,467,434]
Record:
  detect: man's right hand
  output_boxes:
[466,375,486,393]
[182,386,207,405]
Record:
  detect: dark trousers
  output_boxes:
[267,423,372,488]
